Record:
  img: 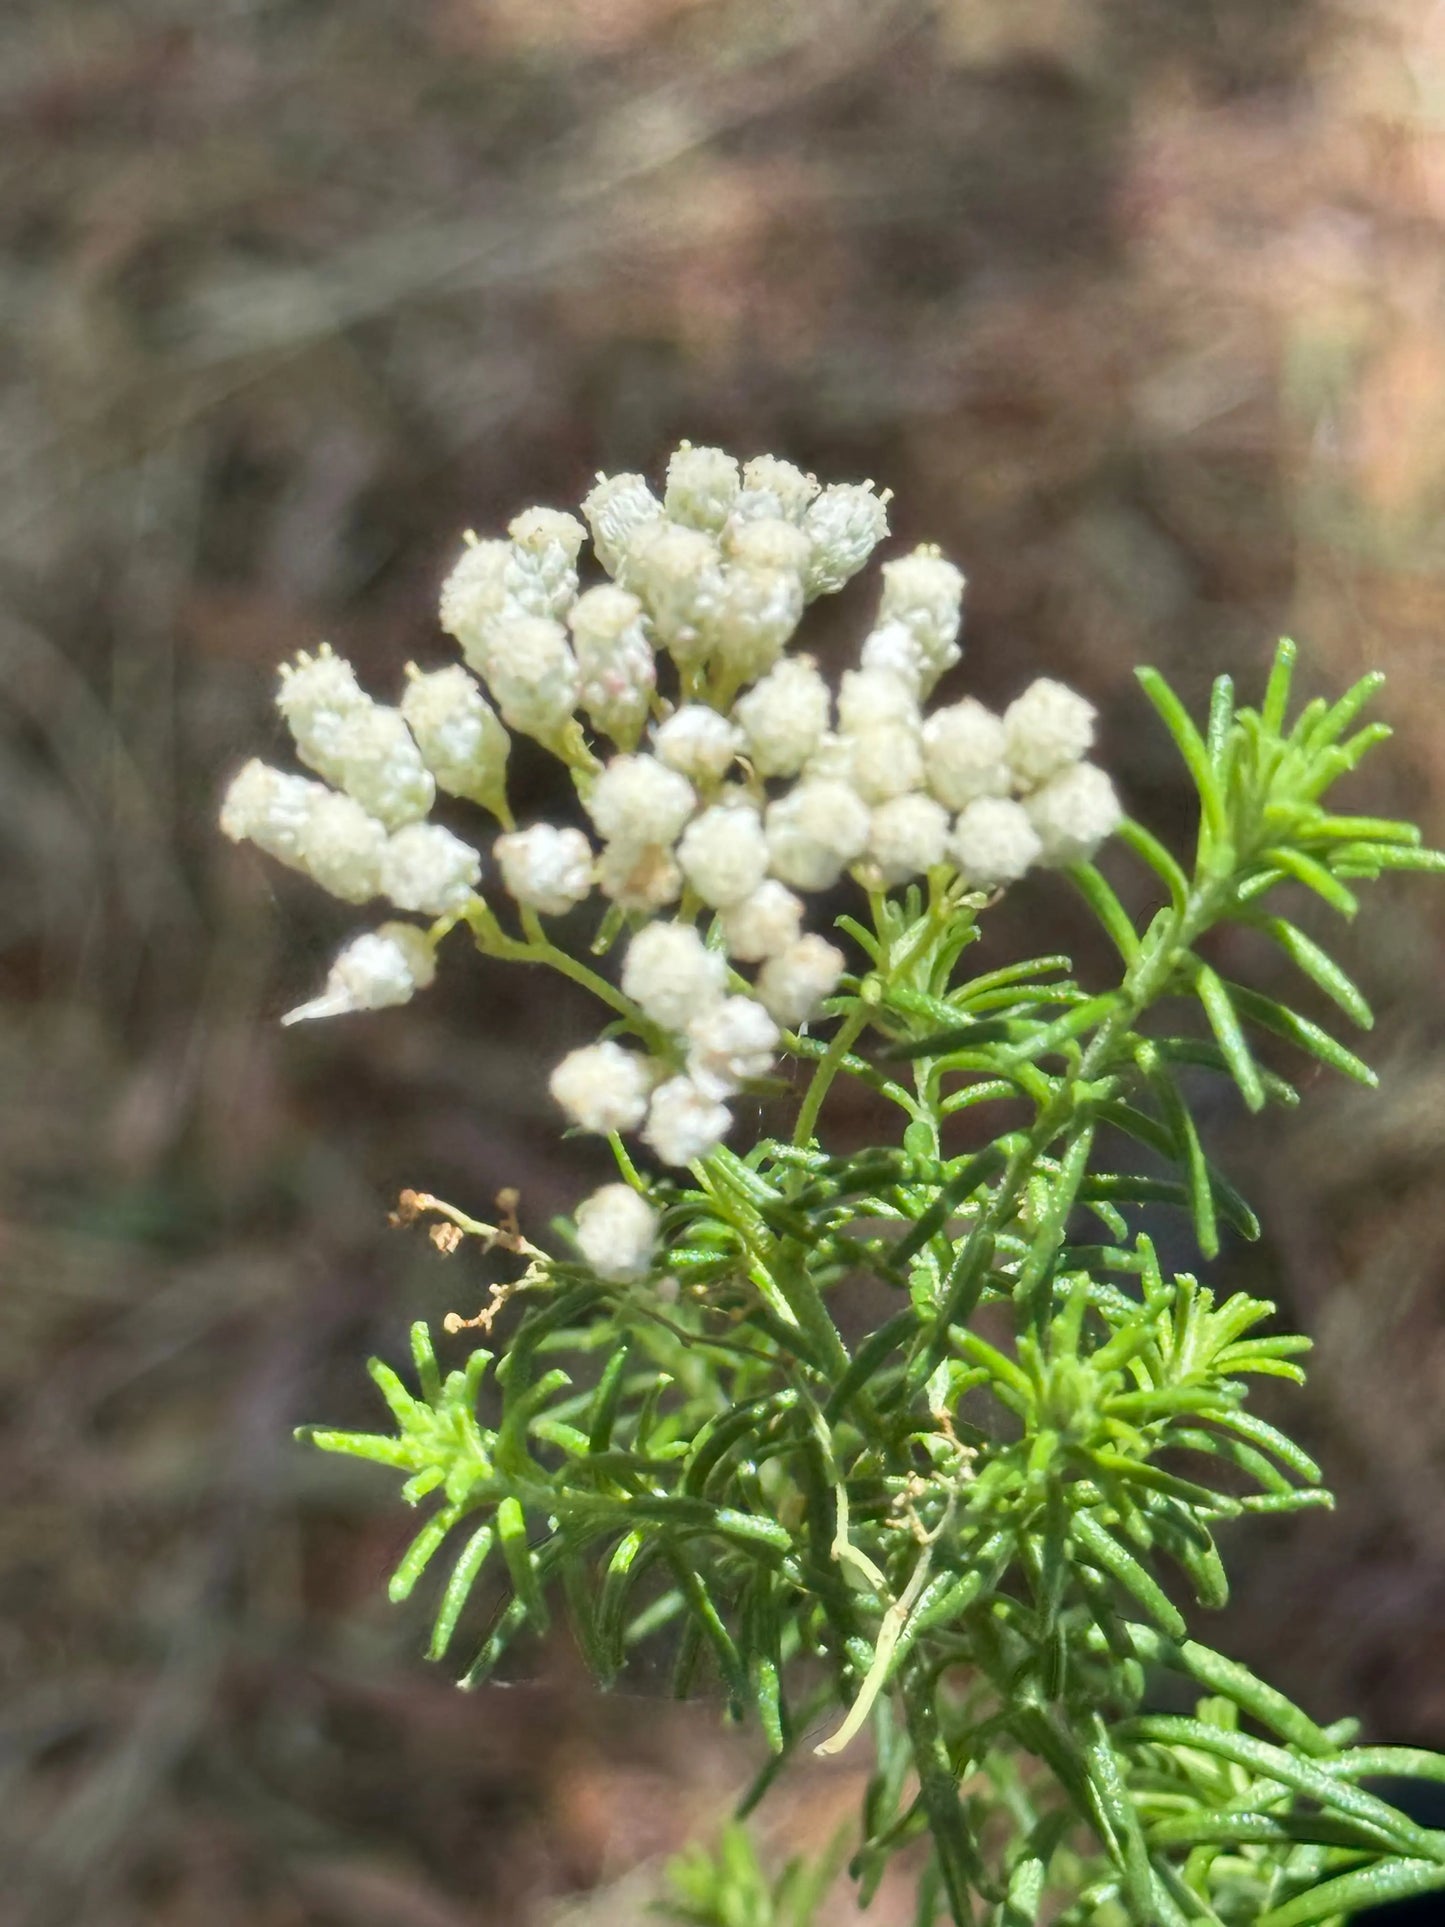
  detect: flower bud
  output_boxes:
[719,880,804,962]
[297,791,387,902]
[866,793,949,886]
[1003,678,1096,789]
[686,996,780,1098]
[1024,762,1123,866]
[922,698,1011,811]
[550,1041,655,1134]
[570,585,656,751]
[653,704,741,783]
[574,1183,659,1279]
[380,822,482,916]
[642,1075,731,1166]
[281,922,436,1025]
[801,481,890,598]
[755,935,845,1028]
[621,922,727,1032]
[401,664,510,811]
[764,780,871,891]
[220,759,327,870]
[582,472,665,576]
[664,442,741,533]
[677,803,770,908]
[495,823,594,916]
[585,754,695,848]
[950,797,1042,889]
[734,658,831,779]
[474,614,580,746]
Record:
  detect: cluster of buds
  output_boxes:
[221,443,1121,1283]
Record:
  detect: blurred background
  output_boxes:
[2,1,1443,1921]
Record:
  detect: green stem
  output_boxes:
[901,1666,982,1924]
[791,1005,870,1149]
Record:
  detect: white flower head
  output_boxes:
[848,721,924,805]
[950,796,1042,890]
[923,698,1011,811]
[569,585,656,751]
[719,880,804,962]
[739,455,819,523]
[677,802,769,908]
[801,481,891,599]
[642,1075,731,1167]
[877,545,965,694]
[653,704,741,783]
[621,522,723,667]
[664,443,741,533]
[755,935,845,1029]
[734,658,831,779]
[838,667,921,736]
[582,472,665,577]
[282,922,436,1026]
[706,563,805,685]
[687,996,781,1098]
[276,644,366,770]
[495,823,593,916]
[860,619,926,696]
[722,516,812,576]
[506,506,587,620]
[595,839,682,913]
[550,1041,655,1135]
[585,753,695,848]
[295,790,387,903]
[621,921,727,1032]
[380,822,482,917]
[476,614,580,745]
[574,1183,659,1280]
[1024,762,1123,867]
[764,779,871,891]
[866,793,949,886]
[316,704,434,830]
[1003,678,1096,789]
[220,759,326,869]
[439,538,517,654]
[400,664,510,810]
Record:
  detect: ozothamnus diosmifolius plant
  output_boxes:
[222,444,1445,1925]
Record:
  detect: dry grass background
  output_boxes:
[1,1,1443,1921]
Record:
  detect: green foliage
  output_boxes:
[655,1821,846,1927]
[304,647,1445,1923]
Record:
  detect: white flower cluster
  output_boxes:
[221,442,1123,1286]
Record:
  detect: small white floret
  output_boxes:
[801,481,891,598]
[380,822,482,917]
[1024,762,1123,866]
[276,644,366,770]
[621,522,724,667]
[321,705,435,830]
[686,996,781,1098]
[439,538,518,653]
[847,721,924,805]
[549,1041,655,1134]
[653,705,741,783]
[401,664,510,810]
[838,667,921,735]
[582,472,665,576]
[739,455,819,522]
[706,563,805,684]
[621,922,727,1032]
[296,791,388,903]
[734,658,831,778]
[877,545,965,693]
[282,922,436,1026]
[494,823,594,916]
[642,1075,732,1166]
[719,880,804,962]
[220,759,327,869]
[574,1183,659,1280]
[585,754,696,848]
[472,614,581,746]
[1003,678,1096,789]
[950,797,1042,889]
[506,507,586,619]
[722,516,812,575]
[764,780,872,891]
[866,794,949,886]
[755,935,845,1029]
[595,840,682,913]
[677,803,770,908]
[664,443,741,532]
[569,585,656,751]
[923,698,1012,811]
